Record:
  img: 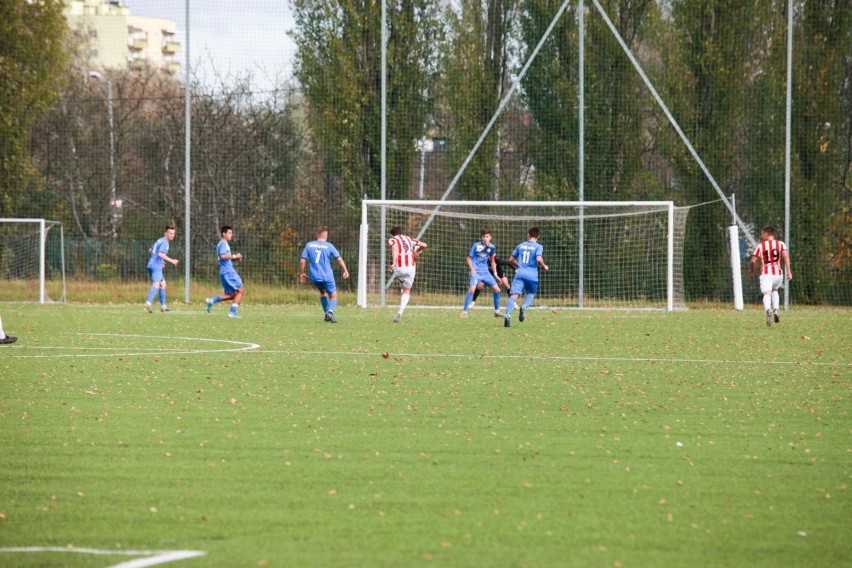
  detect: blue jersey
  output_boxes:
[468,241,496,274]
[217,239,237,275]
[301,240,341,282]
[147,237,169,270]
[512,240,544,281]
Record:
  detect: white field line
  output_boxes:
[7,333,259,359]
[0,547,206,567]
[257,349,852,368]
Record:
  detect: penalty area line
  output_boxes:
[7,333,259,359]
[257,349,852,367]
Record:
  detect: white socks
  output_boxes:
[399,293,410,314]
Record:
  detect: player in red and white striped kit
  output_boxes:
[388,226,427,323]
[748,225,792,327]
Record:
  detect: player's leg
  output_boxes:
[230,287,244,317]
[0,313,16,344]
[471,281,484,303]
[145,268,160,312]
[462,278,478,315]
[771,276,782,322]
[758,275,773,326]
[479,272,501,316]
[394,269,415,322]
[158,280,170,312]
[326,282,338,322]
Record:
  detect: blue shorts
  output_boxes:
[148,267,164,283]
[510,275,538,296]
[220,272,244,295]
[311,279,337,294]
[470,271,498,288]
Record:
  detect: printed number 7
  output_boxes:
[314,250,322,264]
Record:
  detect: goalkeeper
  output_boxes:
[469,255,512,309]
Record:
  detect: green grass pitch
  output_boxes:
[0,303,849,567]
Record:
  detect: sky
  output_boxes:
[125,0,297,91]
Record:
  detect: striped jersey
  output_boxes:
[388,234,420,268]
[753,239,787,276]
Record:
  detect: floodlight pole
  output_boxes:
[184,0,192,304]
[379,0,388,307]
[578,0,585,309]
[87,71,117,239]
[783,0,792,311]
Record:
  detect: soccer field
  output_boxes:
[0,303,849,567]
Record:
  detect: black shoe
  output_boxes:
[773,310,780,323]
[519,306,526,322]
[0,336,17,345]
[325,311,337,323]
[504,316,510,328]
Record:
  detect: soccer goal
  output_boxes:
[0,218,67,303]
[358,200,688,311]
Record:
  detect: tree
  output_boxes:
[293,0,442,206]
[0,0,68,216]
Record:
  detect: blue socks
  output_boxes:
[321,296,330,313]
[523,294,535,309]
[158,288,166,306]
[505,297,516,317]
[145,286,158,304]
[463,291,473,311]
[493,292,501,311]
[328,298,337,313]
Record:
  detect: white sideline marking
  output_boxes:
[0,547,206,567]
[258,349,852,367]
[8,333,259,359]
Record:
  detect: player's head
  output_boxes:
[528,226,540,239]
[761,225,776,240]
[316,226,328,240]
[481,229,492,244]
[164,226,176,239]
[390,226,402,237]
[221,226,233,240]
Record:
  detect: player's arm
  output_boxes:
[220,251,242,261]
[489,255,497,276]
[537,255,549,272]
[508,255,519,270]
[337,256,350,279]
[299,257,308,283]
[157,250,179,266]
[466,256,476,276]
[747,252,759,276]
[782,249,792,280]
[388,241,399,272]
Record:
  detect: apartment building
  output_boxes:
[64,0,181,75]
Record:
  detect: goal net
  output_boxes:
[0,219,67,303]
[358,201,687,311]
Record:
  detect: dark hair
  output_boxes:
[165,225,175,232]
[317,226,328,237]
[481,228,492,237]
[221,225,233,235]
[528,226,540,239]
[761,225,776,237]
[390,226,402,237]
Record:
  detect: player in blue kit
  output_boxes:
[144,226,179,313]
[300,227,350,323]
[504,226,548,328]
[205,226,245,318]
[461,229,502,318]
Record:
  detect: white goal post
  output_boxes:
[0,218,67,304]
[358,200,687,311]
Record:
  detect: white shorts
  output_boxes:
[759,274,783,294]
[394,266,416,290]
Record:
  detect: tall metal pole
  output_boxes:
[578,0,585,308]
[783,0,792,311]
[379,0,388,306]
[184,0,192,303]
[106,79,117,239]
[87,71,117,239]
